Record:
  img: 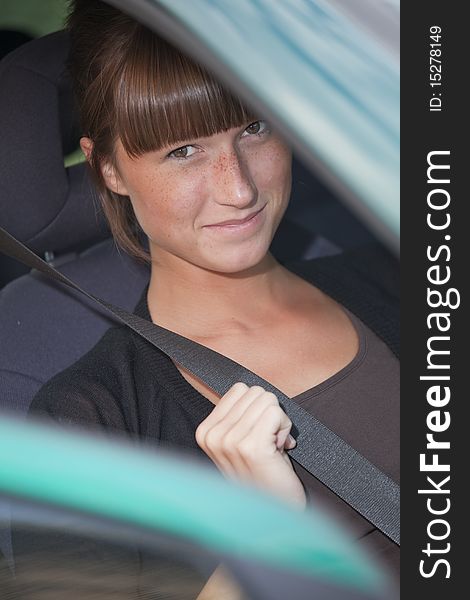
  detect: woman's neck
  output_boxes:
[146,252,295,339]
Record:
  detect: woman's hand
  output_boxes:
[195,383,306,508]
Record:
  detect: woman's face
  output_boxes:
[105,120,292,274]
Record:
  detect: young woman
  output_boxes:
[16,0,399,591]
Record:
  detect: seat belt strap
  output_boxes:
[0,227,400,545]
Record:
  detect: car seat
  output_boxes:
[0,30,347,569]
[0,31,152,417]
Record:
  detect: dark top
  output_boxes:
[21,246,400,582]
[291,308,399,576]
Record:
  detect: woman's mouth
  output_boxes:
[204,204,267,233]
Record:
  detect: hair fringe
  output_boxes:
[67,1,255,261]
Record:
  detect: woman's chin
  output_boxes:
[201,244,272,275]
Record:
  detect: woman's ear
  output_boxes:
[79,136,94,162]
[79,136,129,196]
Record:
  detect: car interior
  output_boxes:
[0,27,379,571]
[0,29,379,414]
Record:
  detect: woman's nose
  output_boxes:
[212,149,258,208]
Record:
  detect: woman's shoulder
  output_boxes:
[288,244,399,304]
[287,244,400,356]
[29,323,158,430]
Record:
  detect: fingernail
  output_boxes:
[287,434,296,447]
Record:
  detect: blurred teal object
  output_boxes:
[0,415,386,594]
[143,0,400,251]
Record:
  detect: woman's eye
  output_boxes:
[168,145,197,159]
[243,120,269,137]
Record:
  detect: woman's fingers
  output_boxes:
[215,384,268,429]
[219,390,280,447]
[195,384,306,507]
[197,385,280,453]
[196,383,265,445]
[213,391,283,475]
[196,384,291,474]
[237,403,292,461]
[284,433,297,450]
[196,384,267,476]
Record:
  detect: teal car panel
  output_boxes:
[0,416,385,593]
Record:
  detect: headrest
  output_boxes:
[0,31,110,255]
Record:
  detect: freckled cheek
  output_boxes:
[252,144,292,198]
[128,174,207,239]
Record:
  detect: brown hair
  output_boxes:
[67,0,255,261]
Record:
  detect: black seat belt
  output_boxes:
[0,226,400,545]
